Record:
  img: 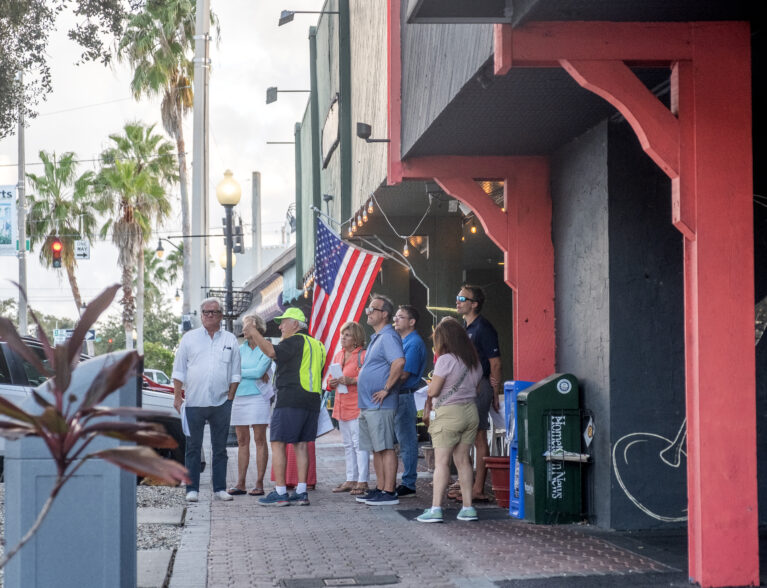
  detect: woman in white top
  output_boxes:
[228,314,274,496]
[418,317,482,523]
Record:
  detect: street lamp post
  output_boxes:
[216,169,242,332]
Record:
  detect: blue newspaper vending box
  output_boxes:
[505,380,534,519]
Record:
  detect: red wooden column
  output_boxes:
[501,158,555,382]
[499,20,757,587]
[402,157,556,382]
[673,24,757,586]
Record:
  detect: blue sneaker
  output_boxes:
[457,506,478,521]
[289,491,310,506]
[365,490,399,505]
[416,508,444,523]
[258,490,290,506]
[356,488,381,503]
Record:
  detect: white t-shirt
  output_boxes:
[432,353,482,406]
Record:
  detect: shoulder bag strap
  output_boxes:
[434,365,470,409]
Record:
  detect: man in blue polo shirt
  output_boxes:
[456,284,502,502]
[356,294,405,505]
[392,304,426,498]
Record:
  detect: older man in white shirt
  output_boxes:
[173,297,241,502]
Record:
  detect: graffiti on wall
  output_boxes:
[612,419,688,522]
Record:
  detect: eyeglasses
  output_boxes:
[201,309,222,316]
[365,307,385,315]
[393,314,410,321]
[456,296,476,303]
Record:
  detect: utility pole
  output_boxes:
[252,171,262,273]
[190,0,211,325]
[17,72,27,336]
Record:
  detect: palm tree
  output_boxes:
[142,243,182,312]
[118,0,218,319]
[96,123,175,352]
[26,151,98,312]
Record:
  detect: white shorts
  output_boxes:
[230,393,272,426]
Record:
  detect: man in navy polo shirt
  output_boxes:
[392,304,426,498]
[456,284,502,501]
[355,294,405,505]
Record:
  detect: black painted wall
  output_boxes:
[551,121,613,526]
[606,122,686,529]
[551,119,686,530]
[751,27,767,524]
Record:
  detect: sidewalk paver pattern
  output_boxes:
[188,430,676,587]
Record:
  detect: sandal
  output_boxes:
[447,488,462,501]
[349,482,369,496]
[227,487,247,496]
[332,481,355,493]
[248,487,265,496]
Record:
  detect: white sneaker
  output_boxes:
[214,490,233,501]
[186,491,199,502]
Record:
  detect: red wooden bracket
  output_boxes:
[561,59,680,180]
[434,176,509,261]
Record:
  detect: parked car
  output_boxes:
[144,368,171,386]
[0,337,189,475]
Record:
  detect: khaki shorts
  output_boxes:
[428,402,479,449]
[358,408,396,452]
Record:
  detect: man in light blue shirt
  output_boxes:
[173,297,241,503]
[356,294,404,505]
[393,305,426,498]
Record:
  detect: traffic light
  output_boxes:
[233,217,244,253]
[51,238,63,268]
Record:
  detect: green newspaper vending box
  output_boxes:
[517,373,583,523]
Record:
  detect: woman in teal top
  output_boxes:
[228,314,274,496]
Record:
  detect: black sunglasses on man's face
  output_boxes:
[456,295,475,303]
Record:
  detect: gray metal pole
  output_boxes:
[224,205,234,333]
[17,73,27,335]
[190,0,211,325]
[252,171,262,273]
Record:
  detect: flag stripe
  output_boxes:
[319,252,376,361]
[321,257,381,371]
[313,249,361,342]
[308,219,384,379]
[318,250,365,343]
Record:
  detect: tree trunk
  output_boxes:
[64,261,82,313]
[136,252,145,355]
[176,125,191,318]
[121,264,135,351]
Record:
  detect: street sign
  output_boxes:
[62,328,95,341]
[74,239,90,260]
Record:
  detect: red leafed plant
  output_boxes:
[0,283,190,568]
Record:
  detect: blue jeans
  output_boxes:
[394,393,418,490]
[185,400,233,492]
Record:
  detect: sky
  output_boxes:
[0,0,323,324]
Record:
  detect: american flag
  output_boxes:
[309,219,384,373]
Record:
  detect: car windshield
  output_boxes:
[22,345,52,387]
[150,371,170,385]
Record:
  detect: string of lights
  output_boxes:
[344,188,433,258]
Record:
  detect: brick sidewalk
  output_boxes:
[198,429,681,588]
